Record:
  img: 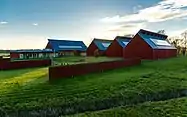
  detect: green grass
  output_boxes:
[11,56,121,64]
[75,97,187,117]
[12,58,49,61]
[53,56,122,64]
[0,56,187,116]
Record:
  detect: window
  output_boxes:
[58,45,82,49]
[39,53,43,58]
[123,41,129,45]
[102,43,111,48]
[29,53,33,58]
[19,54,23,59]
[150,38,171,46]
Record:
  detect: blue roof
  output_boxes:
[48,39,87,51]
[10,49,53,53]
[93,39,112,51]
[115,36,132,48]
[138,29,168,40]
[138,29,176,50]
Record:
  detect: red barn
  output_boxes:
[87,39,112,56]
[46,39,87,56]
[123,29,177,60]
[106,36,132,57]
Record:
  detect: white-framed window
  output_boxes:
[39,53,43,58]
[150,38,171,46]
[19,54,23,59]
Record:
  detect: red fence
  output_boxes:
[0,59,51,70]
[49,58,141,81]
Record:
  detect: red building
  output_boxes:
[46,39,87,56]
[106,36,132,57]
[10,49,54,60]
[87,38,112,56]
[123,29,177,60]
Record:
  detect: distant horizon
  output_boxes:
[0,0,187,49]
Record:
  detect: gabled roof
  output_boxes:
[10,49,53,53]
[137,29,176,49]
[48,39,87,51]
[115,36,132,48]
[93,38,113,51]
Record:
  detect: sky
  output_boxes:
[0,0,187,49]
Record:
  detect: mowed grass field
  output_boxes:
[75,97,187,117]
[53,56,122,65]
[12,56,121,63]
[0,56,187,116]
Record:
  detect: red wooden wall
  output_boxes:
[10,53,20,59]
[86,42,98,56]
[153,49,177,59]
[0,59,51,70]
[123,34,177,60]
[49,58,141,81]
[106,39,123,57]
[0,58,10,64]
[123,34,154,59]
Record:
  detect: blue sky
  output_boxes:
[0,0,187,49]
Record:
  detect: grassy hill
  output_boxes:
[0,56,187,116]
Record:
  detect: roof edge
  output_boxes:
[138,29,168,38]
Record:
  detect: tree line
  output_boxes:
[167,30,187,56]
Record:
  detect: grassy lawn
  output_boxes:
[0,56,187,116]
[75,97,187,117]
[53,56,122,65]
[12,58,49,61]
[11,56,122,64]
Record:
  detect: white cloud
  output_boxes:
[168,28,187,37]
[108,22,145,33]
[32,23,38,26]
[101,0,187,23]
[0,21,8,24]
[89,22,146,40]
[97,0,187,38]
[182,17,187,19]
